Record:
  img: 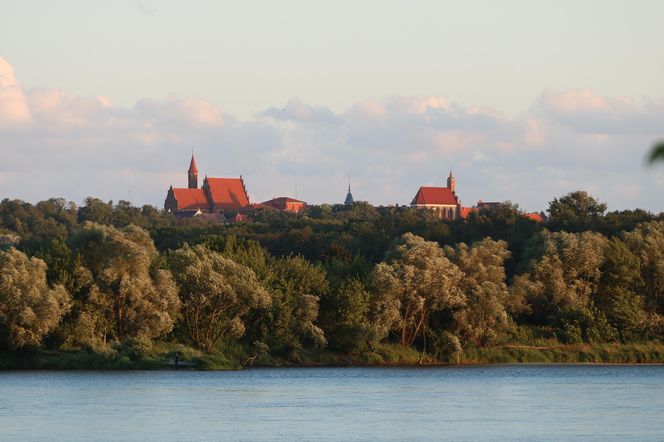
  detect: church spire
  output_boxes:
[188,153,198,189]
[344,176,354,206]
[447,169,456,193]
[188,153,198,174]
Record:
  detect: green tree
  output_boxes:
[77,197,113,225]
[169,244,271,352]
[266,256,328,352]
[0,199,70,253]
[623,221,664,314]
[597,238,646,341]
[446,238,512,346]
[206,236,330,355]
[0,248,70,349]
[371,233,465,347]
[319,276,371,351]
[547,191,607,232]
[70,222,180,342]
[511,230,612,341]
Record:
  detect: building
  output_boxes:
[410,171,461,219]
[164,155,251,218]
[259,197,307,213]
[344,181,354,206]
[524,212,546,222]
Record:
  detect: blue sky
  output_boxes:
[1,0,663,212]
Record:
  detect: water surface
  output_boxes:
[1,365,663,441]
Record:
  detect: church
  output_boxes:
[410,172,462,219]
[410,171,545,222]
[164,155,251,218]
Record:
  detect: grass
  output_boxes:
[2,341,663,370]
[463,342,664,365]
[0,340,239,370]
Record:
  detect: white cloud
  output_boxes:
[0,57,663,213]
[0,58,32,129]
[534,89,664,135]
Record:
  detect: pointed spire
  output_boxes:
[344,175,354,206]
[188,154,198,174]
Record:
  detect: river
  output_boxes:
[1,365,663,441]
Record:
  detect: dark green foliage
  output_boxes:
[648,141,664,164]
[598,239,646,340]
[547,191,607,232]
[430,330,462,363]
[319,277,371,351]
[0,193,662,367]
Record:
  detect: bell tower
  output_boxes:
[447,170,456,193]
[188,154,198,189]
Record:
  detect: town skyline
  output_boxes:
[2,1,664,212]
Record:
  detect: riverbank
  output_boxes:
[2,341,664,370]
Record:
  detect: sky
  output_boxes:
[1,0,664,212]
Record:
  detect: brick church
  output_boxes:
[411,171,462,219]
[164,155,251,218]
[410,170,545,222]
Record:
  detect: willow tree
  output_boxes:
[623,221,664,315]
[318,276,371,351]
[511,230,613,342]
[0,248,70,349]
[70,222,180,341]
[446,238,512,347]
[371,233,464,347]
[597,238,646,341]
[169,244,271,352]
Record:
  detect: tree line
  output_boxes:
[0,191,663,363]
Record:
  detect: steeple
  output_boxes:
[188,154,198,189]
[344,177,354,206]
[447,169,456,193]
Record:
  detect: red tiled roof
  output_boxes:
[172,188,208,210]
[411,187,459,206]
[259,196,307,212]
[188,155,198,174]
[205,177,250,209]
[262,197,306,204]
[460,207,477,219]
[524,212,544,222]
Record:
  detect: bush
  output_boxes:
[431,331,462,363]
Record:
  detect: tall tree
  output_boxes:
[597,238,646,341]
[511,230,613,341]
[169,244,271,352]
[70,222,180,341]
[446,238,512,346]
[547,191,607,232]
[623,221,664,314]
[371,233,465,347]
[319,276,371,351]
[259,256,328,352]
[0,248,70,349]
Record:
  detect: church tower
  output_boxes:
[188,154,198,189]
[447,170,456,193]
[344,177,354,206]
